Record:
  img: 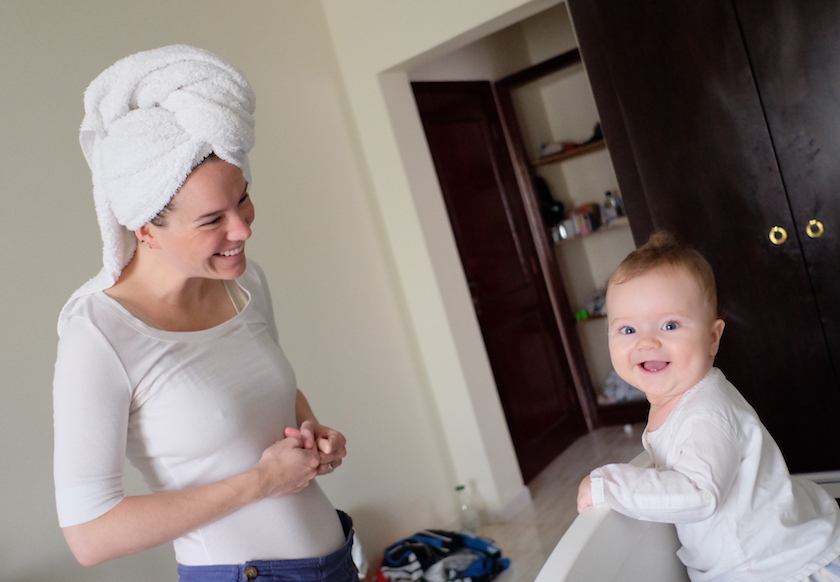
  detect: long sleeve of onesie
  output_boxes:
[591,411,740,524]
[588,369,840,581]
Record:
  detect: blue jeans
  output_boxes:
[177,511,358,582]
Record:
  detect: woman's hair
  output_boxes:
[149,201,176,228]
[149,153,219,227]
[609,230,720,320]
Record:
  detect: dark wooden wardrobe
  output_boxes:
[567,0,840,473]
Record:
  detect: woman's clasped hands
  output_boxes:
[253,421,347,499]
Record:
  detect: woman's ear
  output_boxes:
[135,224,154,248]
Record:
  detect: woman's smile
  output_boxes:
[217,245,244,258]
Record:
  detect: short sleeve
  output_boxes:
[239,261,279,343]
[53,315,132,526]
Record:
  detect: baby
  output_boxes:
[577,231,840,581]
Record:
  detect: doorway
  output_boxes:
[413,80,588,482]
[406,4,617,481]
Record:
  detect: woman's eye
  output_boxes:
[619,326,635,335]
[662,321,679,331]
[203,216,221,226]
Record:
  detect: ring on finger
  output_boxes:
[328,462,335,472]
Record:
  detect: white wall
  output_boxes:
[0,1,480,580]
[321,0,572,519]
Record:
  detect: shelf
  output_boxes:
[533,139,607,166]
[554,216,630,247]
[577,314,606,323]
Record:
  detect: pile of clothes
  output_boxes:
[377,530,509,582]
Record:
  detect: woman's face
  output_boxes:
[141,157,254,281]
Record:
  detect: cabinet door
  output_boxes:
[734,0,840,377]
[567,0,840,472]
[413,81,588,482]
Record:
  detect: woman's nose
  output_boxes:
[228,213,252,241]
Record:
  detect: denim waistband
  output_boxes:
[177,510,357,582]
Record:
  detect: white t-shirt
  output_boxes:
[53,262,345,565]
[590,368,840,582]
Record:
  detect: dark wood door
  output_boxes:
[734,0,840,371]
[567,0,840,473]
[413,81,587,482]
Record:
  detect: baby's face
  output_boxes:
[606,266,724,406]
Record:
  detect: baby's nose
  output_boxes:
[637,334,661,349]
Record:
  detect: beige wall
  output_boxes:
[0,0,562,579]
[321,0,565,515]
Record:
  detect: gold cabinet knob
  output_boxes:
[806,219,825,239]
[769,226,788,245]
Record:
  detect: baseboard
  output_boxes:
[485,484,532,524]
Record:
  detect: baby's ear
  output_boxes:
[710,319,725,357]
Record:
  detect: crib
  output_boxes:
[534,451,689,582]
[533,452,840,581]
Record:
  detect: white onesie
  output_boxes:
[53,261,345,565]
[590,369,840,581]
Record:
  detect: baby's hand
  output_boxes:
[577,475,594,512]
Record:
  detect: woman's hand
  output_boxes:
[252,434,321,498]
[62,434,320,567]
[285,421,347,475]
[291,391,347,476]
[577,475,594,512]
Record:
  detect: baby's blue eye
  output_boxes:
[619,326,636,335]
[662,321,679,331]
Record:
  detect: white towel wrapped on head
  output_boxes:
[58,45,256,335]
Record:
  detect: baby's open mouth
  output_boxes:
[641,361,669,372]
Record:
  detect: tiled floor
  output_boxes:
[476,422,646,582]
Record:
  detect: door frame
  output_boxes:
[325,0,589,518]
[494,49,602,431]
[413,80,590,480]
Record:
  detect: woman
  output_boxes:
[53,45,356,582]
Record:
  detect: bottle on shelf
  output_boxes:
[609,190,625,216]
[601,190,623,226]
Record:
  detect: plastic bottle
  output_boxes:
[455,484,481,531]
[602,191,619,225]
[611,190,626,217]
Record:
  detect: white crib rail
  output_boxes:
[534,452,689,582]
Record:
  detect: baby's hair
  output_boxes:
[609,230,720,320]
